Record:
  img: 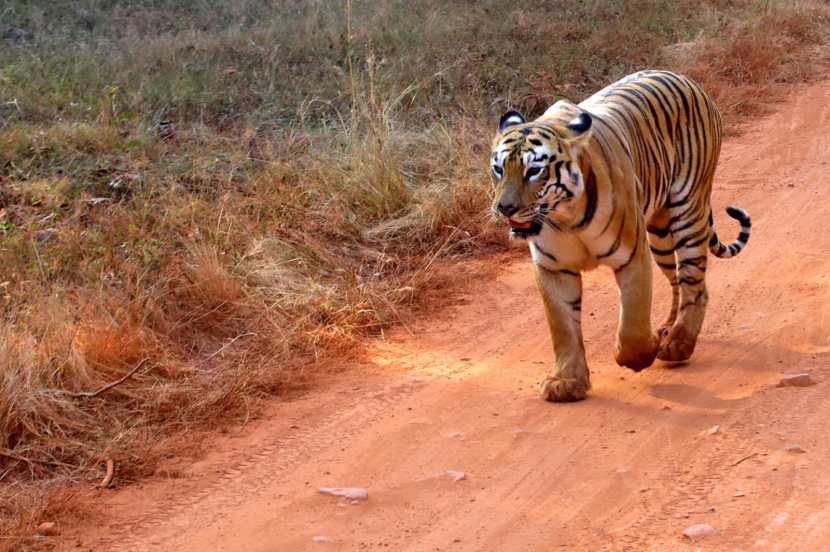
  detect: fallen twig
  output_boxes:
[66,358,150,399]
[98,458,115,488]
[196,332,256,368]
[731,452,758,467]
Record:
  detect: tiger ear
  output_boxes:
[564,112,592,150]
[498,110,525,132]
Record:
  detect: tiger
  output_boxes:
[489,70,751,402]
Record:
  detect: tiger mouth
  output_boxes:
[509,220,542,238]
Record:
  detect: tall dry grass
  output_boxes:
[666,1,830,126]
[1,0,829,546]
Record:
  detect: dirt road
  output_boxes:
[75,80,830,551]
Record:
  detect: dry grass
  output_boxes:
[1,0,829,547]
[674,1,830,128]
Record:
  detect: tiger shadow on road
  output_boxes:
[613,335,817,412]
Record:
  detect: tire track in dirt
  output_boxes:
[97,376,430,551]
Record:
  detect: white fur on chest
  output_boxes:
[529,228,596,272]
[529,222,634,273]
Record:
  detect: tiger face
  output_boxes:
[490,110,593,238]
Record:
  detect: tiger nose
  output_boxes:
[497,202,519,217]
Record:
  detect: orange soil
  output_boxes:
[65,79,830,551]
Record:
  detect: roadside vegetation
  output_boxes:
[1,0,828,545]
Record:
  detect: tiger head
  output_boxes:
[490,109,593,238]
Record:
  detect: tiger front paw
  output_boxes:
[614,335,658,372]
[539,375,590,402]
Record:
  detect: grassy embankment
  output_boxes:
[1,0,828,543]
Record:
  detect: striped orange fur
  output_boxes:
[490,70,751,402]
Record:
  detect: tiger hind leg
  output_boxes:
[655,207,711,362]
[646,210,680,339]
